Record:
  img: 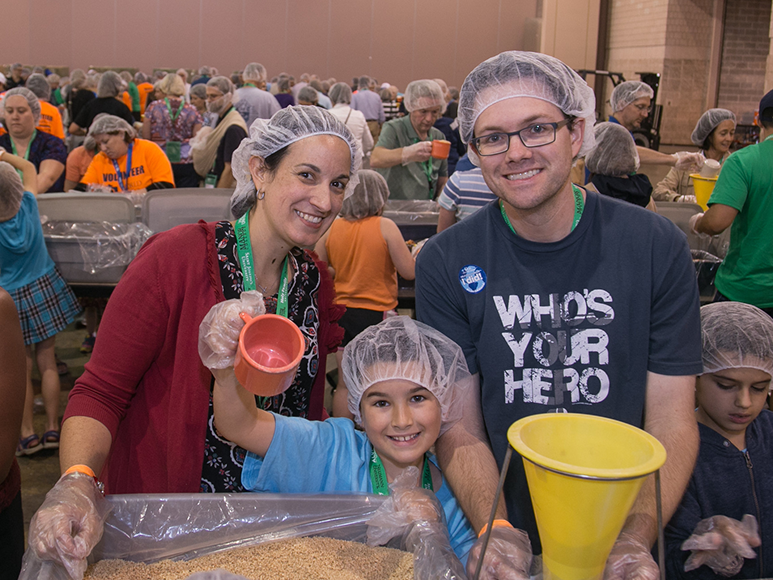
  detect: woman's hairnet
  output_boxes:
[700,302,773,379]
[25,74,51,101]
[404,80,447,114]
[207,76,233,96]
[230,105,362,218]
[3,88,41,124]
[87,114,136,140]
[691,109,736,147]
[160,73,185,98]
[190,84,207,100]
[297,86,319,104]
[342,316,472,434]
[458,51,597,164]
[585,122,639,176]
[243,63,267,83]
[97,71,125,99]
[0,161,24,222]
[329,82,352,105]
[339,169,390,219]
[609,81,653,114]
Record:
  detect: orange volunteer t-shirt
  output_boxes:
[37,101,65,140]
[137,83,154,116]
[81,138,174,191]
[65,145,96,186]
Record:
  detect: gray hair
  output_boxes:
[3,87,41,124]
[25,73,51,101]
[98,71,124,98]
[329,82,352,105]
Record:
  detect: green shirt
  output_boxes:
[128,82,140,113]
[52,87,64,107]
[374,115,448,200]
[709,136,773,307]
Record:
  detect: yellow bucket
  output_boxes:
[690,174,718,211]
[508,414,666,580]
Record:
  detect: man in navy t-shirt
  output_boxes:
[416,51,702,580]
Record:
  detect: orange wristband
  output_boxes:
[64,464,97,479]
[478,519,514,537]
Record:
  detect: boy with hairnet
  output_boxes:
[204,314,478,565]
[664,302,773,579]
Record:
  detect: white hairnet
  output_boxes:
[97,71,125,98]
[404,80,447,114]
[3,88,42,124]
[207,76,233,95]
[585,122,639,176]
[691,109,736,147]
[329,82,352,105]
[342,316,471,434]
[340,169,390,219]
[609,81,653,114]
[230,105,362,218]
[0,161,24,222]
[700,302,773,379]
[243,62,267,82]
[25,73,51,101]
[458,51,597,164]
[87,114,136,140]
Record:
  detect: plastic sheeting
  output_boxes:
[692,249,722,300]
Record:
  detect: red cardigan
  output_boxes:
[64,221,343,494]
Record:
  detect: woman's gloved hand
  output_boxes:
[198,291,266,371]
[25,471,111,579]
[672,151,705,173]
[465,524,532,580]
[681,514,760,576]
[402,142,433,165]
[604,532,659,580]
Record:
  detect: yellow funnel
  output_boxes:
[690,174,718,211]
[508,414,666,580]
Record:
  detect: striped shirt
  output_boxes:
[437,167,497,221]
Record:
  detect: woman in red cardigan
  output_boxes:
[26,106,362,575]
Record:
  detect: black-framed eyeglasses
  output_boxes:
[471,118,574,156]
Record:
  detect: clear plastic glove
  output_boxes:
[411,238,428,258]
[402,141,433,165]
[673,151,705,173]
[678,194,697,204]
[688,212,706,236]
[604,532,659,580]
[23,471,111,580]
[198,291,266,371]
[466,525,532,580]
[681,514,760,576]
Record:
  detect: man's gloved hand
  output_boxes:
[672,151,705,173]
[604,532,659,580]
[688,212,707,237]
[401,142,433,165]
[465,524,532,580]
[26,471,111,579]
[682,514,760,576]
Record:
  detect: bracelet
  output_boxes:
[64,464,105,494]
[478,519,513,537]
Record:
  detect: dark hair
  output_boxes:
[761,108,773,130]
[262,145,291,175]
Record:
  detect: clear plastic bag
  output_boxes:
[691,249,722,300]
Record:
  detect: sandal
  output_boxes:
[16,434,43,457]
[56,357,69,376]
[42,430,60,449]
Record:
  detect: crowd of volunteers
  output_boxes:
[1,49,772,580]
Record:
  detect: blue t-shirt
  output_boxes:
[242,414,476,564]
[0,192,55,291]
[0,132,67,193]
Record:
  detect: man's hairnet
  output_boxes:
[0,161,24,222]
[243,63,267,83]
[700,302,773,379]
[3,88,41,124]
[97,71,124,98]
[458,51,597,163]
[25,74,51,101]
[403,80,447,114]
[691,109,736,147]
[339,169,390,219]
[87,114,136,140]
[297,86,318,104]
[585,122,639,176]
[190,84,207,100]
[329,82,352,105]
[230,106,362,219]
[207,76,233,95]
[609,81,653,114]
[342,316,472,434]
[358,76,371,90]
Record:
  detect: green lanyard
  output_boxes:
[164,98,183,122]
[243,83,257,88]
[412,137,435,199]
[369,449,433,496]
[9,130,36,180]
[234,213,290,318]
[500,184,585,236]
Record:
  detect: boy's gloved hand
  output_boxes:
[682,514,760,576]
[402,142,433,165]
[604,532,659,580]
[465,524,532,580]
[198,291,266,371]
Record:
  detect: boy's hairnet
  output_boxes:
[25,74,51,101]
[691,109,736,147]
[609,81,653,114]
[3,88,42,123]
[585,122,639,176]
[700,302,773,379]
[403,80,447,114]
[97,71,125,98]
[0,161,24,222]
[87,114,136,140]
[329,82,352,105]
[342,316,472,434]
[207,76,233,96]
[243,63,267,83]
[458,51,597,164]
[339,169,390,219]
[230,105,361,219]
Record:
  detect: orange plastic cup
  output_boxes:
[233,313,305,397]
[431,139,451,159]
